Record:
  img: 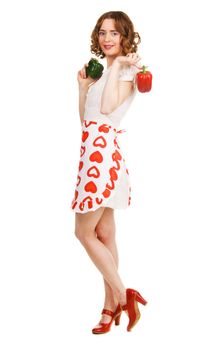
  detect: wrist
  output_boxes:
[79,85,89,93]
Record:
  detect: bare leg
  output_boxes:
[94,208,119,325]
[75,207,126,306]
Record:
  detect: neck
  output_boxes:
[106,57,114,68]
[106,53,121,68]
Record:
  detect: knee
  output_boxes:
[74,224,94,245]
[74,226,82,241]
[96,223,115,243]
[74,225,85,243]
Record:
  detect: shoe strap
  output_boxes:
[101,308,114,317]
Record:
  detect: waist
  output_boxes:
[82,118,126,134]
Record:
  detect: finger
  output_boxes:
[132,54,141,63]
[81,68,87,79]
[134,57,141,63]
[81,69,86,79]
[79,69,83,78]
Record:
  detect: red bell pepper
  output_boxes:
[136,65,152,93]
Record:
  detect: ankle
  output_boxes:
[104,299,118,311]
[117,289,127,306]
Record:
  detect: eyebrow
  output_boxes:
[99,29,118,32]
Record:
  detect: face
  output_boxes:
[98,19,122,57]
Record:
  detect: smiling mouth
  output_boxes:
[103,45,114,50]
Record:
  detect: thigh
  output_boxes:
[75,206,106,234]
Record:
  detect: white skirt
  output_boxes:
[70,119,131,214]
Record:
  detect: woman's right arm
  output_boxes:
[77,65,94,125]
[78,87,88,125]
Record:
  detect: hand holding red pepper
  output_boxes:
[136,65,153,93]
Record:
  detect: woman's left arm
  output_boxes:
[100,53,141,115]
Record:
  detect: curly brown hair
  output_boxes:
[90,11,141,58]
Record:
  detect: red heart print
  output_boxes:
[106,179,115,190]
[113,160,120,171]
[83,196,93,209]
[79,202,84,211]
[114,138,120,149]
[80,146,86,157]
[87,166,100,178]
[98,124,110,133]
[89,151,103,163]
[102,188,111,198]
[112,150,122,161]
[96,198,103,205]
[77,175,81,186]
[93,136,107,148]
[82,131,89,142]
[85,181,97,193]
[109,167,118,181]
[71,201,77,209]
[79,161,83,171]
[84,120,97,128]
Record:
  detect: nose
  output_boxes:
[104,33,111,42]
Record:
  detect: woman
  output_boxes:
[71,11,147,334]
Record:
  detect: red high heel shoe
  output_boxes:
[92,304,122,334]
[121,288,148,331]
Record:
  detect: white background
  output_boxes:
[0,0,215,349]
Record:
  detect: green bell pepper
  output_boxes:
[86,58,104,79]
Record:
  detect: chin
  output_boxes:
[105,51,120,57]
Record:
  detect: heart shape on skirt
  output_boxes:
[79,161,84,171]
[98,124,110,133]
[112,150,122,161]
[89,151,103,163]
[93,136,107,148]
[84,121,97,128]
[109,167,118,181]
[102,188,111,198]
[82,131,89,142]
[96,198,103,205]
[87,166,100,178]
[77,175,81,186]
[113,160,120,171]
[106,179,115,190]
[80,146,86,157]
[74,190,79,200]
[85,181,97,193]
[83,196,93,209]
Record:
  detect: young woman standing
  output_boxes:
[71,11,148,334]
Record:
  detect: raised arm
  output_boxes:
[100,53,141,115]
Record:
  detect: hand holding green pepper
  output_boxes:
[86,58,104,79]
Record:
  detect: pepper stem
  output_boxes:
[142,65,148,73]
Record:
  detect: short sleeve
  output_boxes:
[118,65,139,82]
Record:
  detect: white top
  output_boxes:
[84,65,139,128]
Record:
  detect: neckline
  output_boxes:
[105,65,112,71]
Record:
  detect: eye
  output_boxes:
[112,31,119,36]
[98,31,105,36]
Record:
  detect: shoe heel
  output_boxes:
[135,292,147,306]
[115,313,121,326]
